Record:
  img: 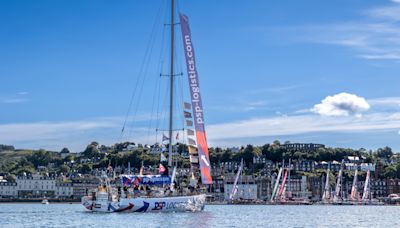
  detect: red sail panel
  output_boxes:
[179,13,212,185]
[278,169,288,197]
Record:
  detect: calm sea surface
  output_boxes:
[0,203,399,227]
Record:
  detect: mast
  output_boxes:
[168,0,175,167]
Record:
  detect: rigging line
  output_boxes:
[126,1,165,141]
[120,3,165,143]
[145,66,162,144]
[120,1,164,142]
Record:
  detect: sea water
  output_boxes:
[0,203,399,227]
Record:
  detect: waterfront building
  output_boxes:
[56,182,73,198]
[307,176,324,201]
[71,176,100,199]
[255,176,272,200]
[386,179,400,196]
[371,179,387,198]
[0,182,17,198]
[17,173,56,198]
[286,176,311,199]
[224,175,257,201]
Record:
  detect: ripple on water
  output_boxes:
[0,204,399,228]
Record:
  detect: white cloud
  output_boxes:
[0,113,164,151]
[369,97,400,107]
[311,93,370,117]
[0,92,29,104]
[283,2,400,62]
[0,120,119,151]
[206,112,400,144]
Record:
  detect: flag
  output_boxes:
[159,163,166,175]
[184,102,191,110]
[186,120,193,127]
[176,132,179,140]
[184,111,192,118]
[187,129,195,136]
[188,138,197,146]
[162,134,169,142]
[160,153,167,162]
[133,176,141,186]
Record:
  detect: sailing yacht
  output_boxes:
[81,0,213,212]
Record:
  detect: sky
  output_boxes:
[1,0,400,152]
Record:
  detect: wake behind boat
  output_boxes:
[82,0,213,213]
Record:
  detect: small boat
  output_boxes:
[41,199,49,204]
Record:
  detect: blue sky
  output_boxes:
[1,0,400,152]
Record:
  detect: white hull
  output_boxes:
[82,194,206,213]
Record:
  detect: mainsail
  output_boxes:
[362,170,370,200]
[229,159,243,201]
[271,167,283,202]
[350,168,358,201]
[333,162,343,202]
[322,167,330,200]
[277,169,288,198]
[179,13,212,184]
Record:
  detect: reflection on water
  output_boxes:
[0,204,400,227]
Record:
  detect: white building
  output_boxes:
[360,163,375,171]
[17,173,57,198]
[0,182,17,198]
[56,182,73,198]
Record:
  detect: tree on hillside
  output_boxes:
[83,143,100,158]
[59,164,70,174]
[377,146,393,159]
[60,147,70,154]
[79,164,92,174]
[26,149,54,167]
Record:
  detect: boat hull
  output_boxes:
[82,194,206,213]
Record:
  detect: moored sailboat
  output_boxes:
[82,0,212,213]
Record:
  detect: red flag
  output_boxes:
[159,163,166,175]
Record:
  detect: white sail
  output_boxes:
[322,167,330,200]
[229,159,243,201]
[271,167,283,202]
[362,170,370,200]
[350,168,358,201]
[333,162,343,202]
